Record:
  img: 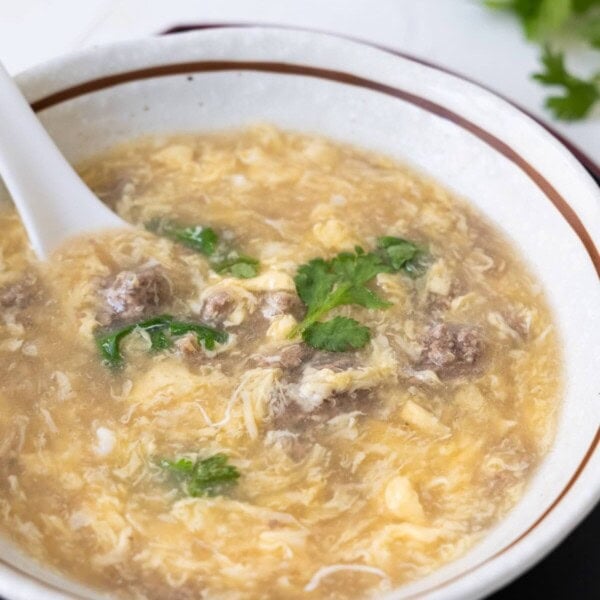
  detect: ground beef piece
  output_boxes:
[419,322,484,377]
[0,274,39,309]
[101,265,171,323]
[252,343,312,370]
[261,291,302,319]
[199,291,234,324]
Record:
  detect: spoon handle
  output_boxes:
[0,62,127,259]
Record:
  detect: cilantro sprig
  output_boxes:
[146,219,219,256]
[160,453,240,497]
[533,45,600,120]
[96,314,227,368]
[147,219,260,279]
[377,236,429,278]
[292,240,428,352]
[211,252,260,279]
[303,316,371,352]
[293,247,391,334]
[485,0,600,121]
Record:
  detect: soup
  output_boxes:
[0,125,560,599]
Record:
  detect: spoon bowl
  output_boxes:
[0,62,128,259]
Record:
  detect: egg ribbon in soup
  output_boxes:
[0,125,561,599]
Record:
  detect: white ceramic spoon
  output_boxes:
[0,62,129,259]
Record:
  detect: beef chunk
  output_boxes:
[0,274,39,309]
[252,343,312,370]
[199,291,234,324]
[100,265,171,323]
[261,291,301,319]
[418,322,484,377]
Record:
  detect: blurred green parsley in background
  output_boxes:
[485,0,600,120]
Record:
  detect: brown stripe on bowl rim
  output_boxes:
[163,22,600,182]
[19,57,600,598]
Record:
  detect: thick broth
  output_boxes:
[0,126,560,599]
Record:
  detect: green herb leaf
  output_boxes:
[579,15,600,47]
[160,453,240,497]
[293,248,391,334]
[96,325,136,368]
[302,316,371,352]
[377,236,430,278]
[573,0,599,13]
[484,0,572,39]
[146,219,260,278]
[159,457,195,474]
[95,314,227,368]
[212,253,260,279]
[146,219,218,256]
[532,46,600,120]
[330,248,392,303]
[295,258,337,313]
[483,0,600,121]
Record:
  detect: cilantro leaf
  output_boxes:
[292,240,428,349]
[573,0,600,14]
[293,248,391,333]
[302,317,371,352]
[484,0,600,121]
[146,219,260,279]
[295,258,337,311]
[484,0,572,39]
[578,13,600,48]
[96,325,136,368]
[533,46,600,120]
[96,314,176,368]
[330,248,387,286]
[377,236,430,277]
[160,453,240,497]
[96,314,227,368]
[160,457,195,474]
[212,253,260,279]
[146,219,218,256]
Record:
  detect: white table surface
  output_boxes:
[1,0,598,169]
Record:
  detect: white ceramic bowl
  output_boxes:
[1,26,599,600]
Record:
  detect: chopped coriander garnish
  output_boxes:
[146,219,218,256]
[377,236,430,278]
[212,252,260,279]
[146,219,260,279]
[291,239,428,351]
[484,0,574,40]
[293,247,391,336]
[96,314,227,368]
[533,45,600,120]
[484,0,600,121]
[302,316,371,352]
[159,453,240,497]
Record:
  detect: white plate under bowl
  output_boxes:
[0,26,599,600]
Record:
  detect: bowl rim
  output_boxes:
[2,24,599,600]
[162,22,600,181]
